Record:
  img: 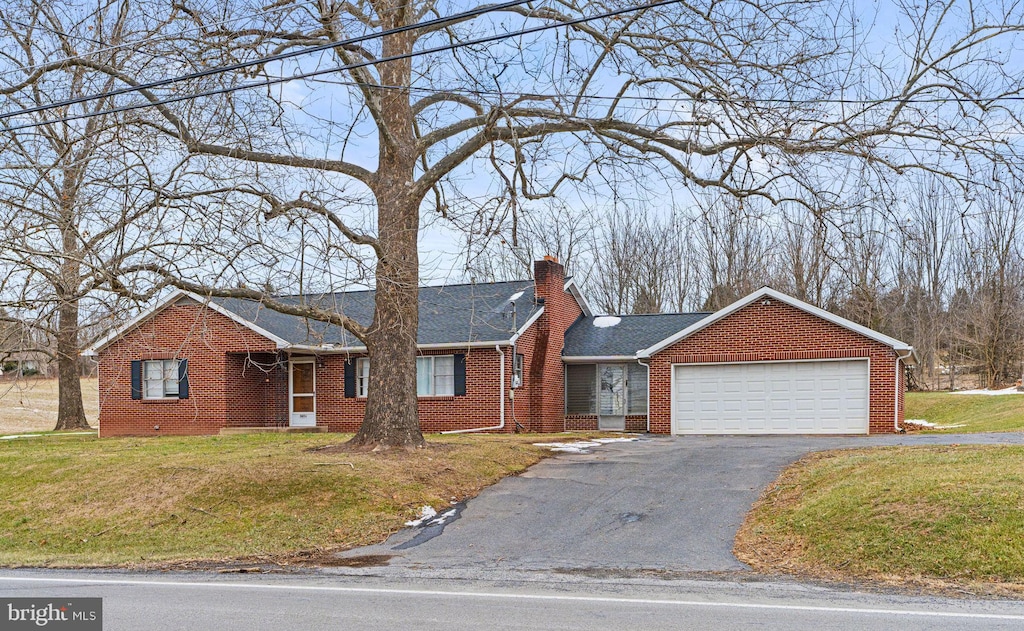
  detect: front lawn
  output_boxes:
[736,445,1024,590]
[906,391,1024,433]
[0,433,551,567]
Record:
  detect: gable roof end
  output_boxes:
[636,287,916,360]
[81,290,290,356]
[563,278,594,317]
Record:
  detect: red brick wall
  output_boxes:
[565,415,647,432]
[96,262,587,436]
[646,301,903,435]
[225,352,288,427]
[97,300,279,436]
[307,348,512,433]
[531,259,584,432]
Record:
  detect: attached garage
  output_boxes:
[671,359,870,434]
[563,286,916,435]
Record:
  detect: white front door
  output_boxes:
[289,359,316,427]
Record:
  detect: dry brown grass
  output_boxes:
[735,446,1024,596]
[0,432,559,567]
[0,378,99,434]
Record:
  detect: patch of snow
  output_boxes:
[592,316,622,328]
[508,291,525,302]
[405,506,437,527]
[534,436,640,453]
[405,506,457,528]
[0,434,42,440]
[950,386,1024,395]
[904,419,968,430]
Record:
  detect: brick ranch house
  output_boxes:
[84,258,916,437]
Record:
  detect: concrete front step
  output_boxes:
[219,426,328,435]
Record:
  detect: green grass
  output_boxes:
[0,432,552,567]
[906,391,1024,433]
[736,445,1024,586]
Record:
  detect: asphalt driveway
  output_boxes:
[341,432,1024,573]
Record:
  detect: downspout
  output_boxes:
[442,344,506,434]
[894,348,914,433]
[638,358,650,433]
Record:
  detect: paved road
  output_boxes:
[4,570,1024,631]
[341,433,1024,573]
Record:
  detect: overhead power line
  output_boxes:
[0,0,539,122]
[310,76,1024,106]
[0,4,296,81]
[0,0,682,132]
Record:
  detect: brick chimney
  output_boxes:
[533,255,565,304]
[528,256,578,432]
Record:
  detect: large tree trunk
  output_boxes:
[54,297,89,430]
[350,12,424,448]
[54,165,89,431]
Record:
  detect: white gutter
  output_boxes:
[563,355,637,363]
[442,344,506,434]
[894,348,915,432]
[286,340,512,354]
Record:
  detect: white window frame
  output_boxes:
[417,355,455,397]
[143,359,180,399]
[356,358,370,398]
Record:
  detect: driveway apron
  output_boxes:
[340,433,1024,573]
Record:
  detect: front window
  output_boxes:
[417,355,455,396]
[144,359,179,399]
[356,358,370,397]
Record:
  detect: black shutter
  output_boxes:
[178,359,190,399]
[344,359,356,398]
[130,360,142,400]
[453,353,467,396]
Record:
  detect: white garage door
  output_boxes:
[672,360,869,435]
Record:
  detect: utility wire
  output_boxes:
[0,3,296,80]
[309,76,1024,105]
[0,0,681,132]
[0,0,539,122]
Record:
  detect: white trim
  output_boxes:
[286,340,512,354]
[669,358,871,435]
[562,355,638,363]
[82,291,187,356]
[509,307,545,344]
[184,291,290,349]
[894,348,914,431]
[564,278,594,317]
[638,287,914,358]
[82,290,290,356]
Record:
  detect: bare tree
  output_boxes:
[693,194,776,310]
[0,1,176,429]
[590,205,685,314]
[36,0,1021,444]
[956,186,1024,388]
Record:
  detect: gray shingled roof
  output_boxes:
[563,313,712,358]
[209,280,540,347]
